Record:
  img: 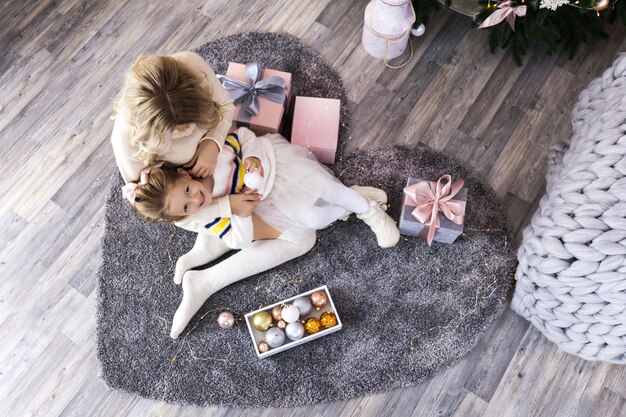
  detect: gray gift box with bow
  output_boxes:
[398,177,467,244]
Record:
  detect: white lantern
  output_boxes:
[362,0,416,62]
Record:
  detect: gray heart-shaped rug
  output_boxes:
[97,142,515,407]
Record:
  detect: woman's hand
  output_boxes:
[184,140,220,178]
[229,193,261,217]
[244,157,264,177]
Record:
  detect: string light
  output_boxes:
[408,228,511,353]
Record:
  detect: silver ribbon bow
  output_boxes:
[217,63,288,118]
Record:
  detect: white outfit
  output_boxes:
[176,127,368,248]
[168,128,375,338]
[169,128,398,338]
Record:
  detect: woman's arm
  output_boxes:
[111,115,145,183]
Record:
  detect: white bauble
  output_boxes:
[244,170,264,192]
[281,304,300,323]
[411,23,426,37]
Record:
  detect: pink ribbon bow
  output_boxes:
[403,175,466,246]
[478,1,527,31]
[121,161,164,204]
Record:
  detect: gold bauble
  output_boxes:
[258,341,269,353]
[594,0,610,11]
[252,311,273,331]
[304,317,321,334]
[277,319,287,329]
[319,310,337,329]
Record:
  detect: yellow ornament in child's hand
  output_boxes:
[252,311,273,331]
[319,310,337,329]
[304,317,321,334]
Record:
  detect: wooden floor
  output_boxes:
[2,1,626,416]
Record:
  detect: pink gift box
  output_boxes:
[399,177,467,244]
[291,96,340,164]
[225,62,292,136]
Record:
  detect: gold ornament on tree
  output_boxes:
[319,310,338,329]
[252,311,273,331]
[304,317,321,334]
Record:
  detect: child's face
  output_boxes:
[165,171,212,217]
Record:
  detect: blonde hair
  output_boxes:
[133,168,186,222]
[116,54,222,164]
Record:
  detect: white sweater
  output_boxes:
[175,127,276,249]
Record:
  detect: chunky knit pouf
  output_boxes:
[513,54,626,363]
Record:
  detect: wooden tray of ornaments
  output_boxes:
[244,285,342,358]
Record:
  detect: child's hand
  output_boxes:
[184,140,219,178]
[241,185,258,195]
[230,193,261,217]
[244,157,264,177]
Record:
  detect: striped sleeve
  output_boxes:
[205,217,232,239]
[204,215,253,249]
[224,133,246,193]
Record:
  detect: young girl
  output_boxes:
[125,127,400,338]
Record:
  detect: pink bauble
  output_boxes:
[217,311,235,329]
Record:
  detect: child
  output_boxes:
[124,127,399,337]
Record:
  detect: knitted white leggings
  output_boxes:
[170,228,316,338]
[298,182,369,229]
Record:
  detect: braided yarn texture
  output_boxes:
[512,54,626,363]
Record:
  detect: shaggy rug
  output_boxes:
[97,32,516,407]
[97,143,516,407]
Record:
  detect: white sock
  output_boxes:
[170,228,317,338]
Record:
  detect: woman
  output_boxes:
[111,51,247,220]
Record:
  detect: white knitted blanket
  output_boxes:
[513,54,626,363]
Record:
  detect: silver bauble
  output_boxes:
[285,322,305,340]
[292,296,313,316]
[411,23,426,37]
[265,327,286,348]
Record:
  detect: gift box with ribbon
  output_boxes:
[290,96,340,164]
[218,62,292,136]
[399,175,467,245]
